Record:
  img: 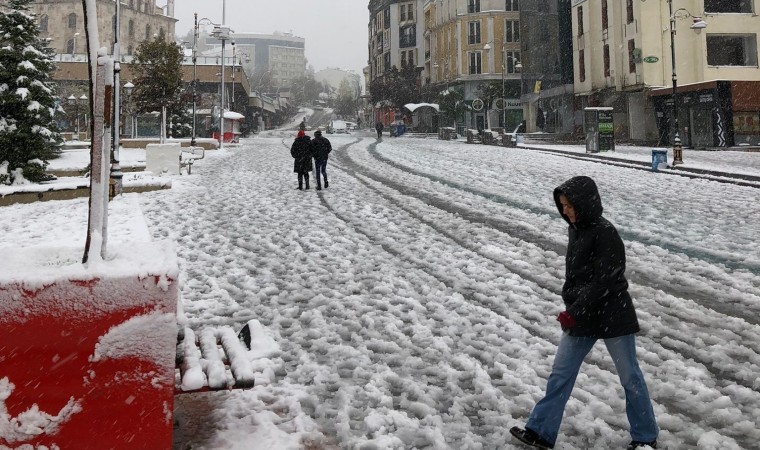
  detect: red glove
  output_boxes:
[557,311,576,329]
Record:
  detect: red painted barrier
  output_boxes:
[0,246,178,449]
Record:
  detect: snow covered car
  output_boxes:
[331,120,349,134]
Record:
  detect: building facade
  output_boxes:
[572,0,760,146]
[16,0,177,58]
[205,31,306,90]
[368,0,427,126]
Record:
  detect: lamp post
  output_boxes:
[484,41,520,130]
[667,1,707,165]
[68,93,87,139]
[211,25,231,149]
[123,81,134,138]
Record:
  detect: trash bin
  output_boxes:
[651,149,668,171]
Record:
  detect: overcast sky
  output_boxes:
[172,0,369,75]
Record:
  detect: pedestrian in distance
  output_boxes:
[290,129,313,190]
[309,129,332,191]
[375,121,384,140]
[510,176,659,450]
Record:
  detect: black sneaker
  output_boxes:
[324,181,329,188]
[627,441,657,450]
[510,427,553,449]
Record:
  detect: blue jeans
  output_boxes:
[526,333,658,446]
[314,159,327,187]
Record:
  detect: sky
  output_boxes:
[172,0,370,75]
[2,118,759,449]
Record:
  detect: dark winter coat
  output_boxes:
[291,136,313,173]
[553,176,640,339]
[310,136,332,160]
[375,122,384,132]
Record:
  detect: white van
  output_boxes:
[331,120,349,134]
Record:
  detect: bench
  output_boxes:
[175,323,257,394]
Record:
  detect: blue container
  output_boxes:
[651,149,668,172]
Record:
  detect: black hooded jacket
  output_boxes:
[291,135,313,173]
[553,176,639,338]
[310,135,332,160]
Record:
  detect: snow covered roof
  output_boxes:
[404,103,440,112]
[223,111,245,120]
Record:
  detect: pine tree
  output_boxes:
[0,0,62,184]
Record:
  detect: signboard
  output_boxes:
[643,56,659,63]
[598,110,615,152]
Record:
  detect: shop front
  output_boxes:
[650,80,760,148]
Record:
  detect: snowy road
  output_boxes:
[140,132,760,449]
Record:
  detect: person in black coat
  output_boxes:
[375,121,384,140]
[511,176,658,450]
[309,130,332,190]
[290,130,313,190]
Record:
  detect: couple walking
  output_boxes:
[290,129,332,191]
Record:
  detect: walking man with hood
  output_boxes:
[290,129,313,190]
[375,121,384,140]
[310,129,332,190]
[510,176,659,450]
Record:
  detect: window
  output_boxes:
[577,7,583,36]
[468,21,481,45]
[399,25,416,48]
[601,0,608,30]
[469,51,482,74]
[66,38,74,54]
[603,44,610,77]
[626,0,634,23]
[707,34,758,66]
[127,45,133,55]
[401,49,415,68]
[384,8,390,29]
[39,15,48,32]
[505,20,520,43]
[468,0,481,14]
[400,3,407,21]
[628,39,636,73]
[505,0,519,12]
[400,3,414,22]
[129,20,134,37]
[68,13,77,29]
[579,49,585,82]
[145,24,151,40]
[705,0,753,13]
[505,51,520,74]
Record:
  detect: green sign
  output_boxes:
[598,110,615,152]
[643,56,659,63]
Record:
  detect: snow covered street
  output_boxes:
[3,132,759,449]
[147,132,759,449]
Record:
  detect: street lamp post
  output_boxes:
[211,25,231,149]
[123,81,134,138]
[68,93,87,139]
[667,0,707,165]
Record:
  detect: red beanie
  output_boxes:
[297,130,305,137]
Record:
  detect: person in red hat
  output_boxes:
[290,130,313,190]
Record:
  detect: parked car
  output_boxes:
[331,120,349,134]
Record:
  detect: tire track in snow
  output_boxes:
[331,139,760,327]
[323,139,760,448]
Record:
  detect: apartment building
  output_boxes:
[573,0,760,146]
[420,0,573,133]
[368,0,427,125]
[205,32,306,90]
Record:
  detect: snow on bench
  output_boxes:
[175,321,265,394]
